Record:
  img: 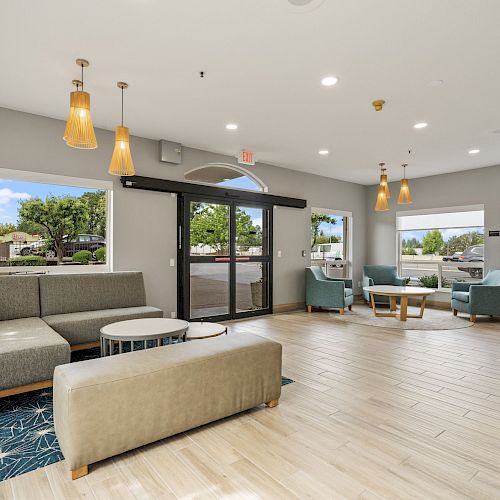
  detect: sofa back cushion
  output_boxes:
[482,270,500,286]
[0,275,41,320]
[363,265,398,285]
[39,272,147,316]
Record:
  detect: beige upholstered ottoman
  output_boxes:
[53,332,282,479]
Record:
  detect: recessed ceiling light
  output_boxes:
[468,149,480,154]
[321,76,338,87]
[318,150,329,155]
[413,122,428,129]
[225,123,238,130]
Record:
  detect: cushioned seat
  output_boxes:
[344,288,353,297]
[305,267,353,313]
[0,317,70,391]
[43,306,163,345]
[452,291,469,303]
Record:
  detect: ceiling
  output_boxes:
[1,0,500,185]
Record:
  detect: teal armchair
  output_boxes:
[362,265,406,305]
[452,270,500,321]
[305,267,353,314]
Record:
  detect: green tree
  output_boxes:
[311,213,337,249]
[81,190,106,236]
[189,204,261,254]
[0,223,16,236]
[19,196,88,263]
[422,229,445,255]
[444,232,484,255]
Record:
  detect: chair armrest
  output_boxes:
[452,282,473,292]
[317,279,345,292]
[362,275,373,287]
[394,277,407,286]
[469,285,500,309]
[327,278,353,289]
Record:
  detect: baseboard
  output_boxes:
[0,380,52,398]
[273,302,305,313]
[71,341,100,352]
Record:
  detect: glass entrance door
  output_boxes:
[180,197,272,321]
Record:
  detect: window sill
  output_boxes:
[0,265,111,275]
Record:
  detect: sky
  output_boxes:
[0,179,98,225]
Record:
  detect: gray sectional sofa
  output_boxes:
[0,272,162,397]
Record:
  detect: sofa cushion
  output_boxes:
[452,291,470,303]
[344,288,353,297]
[0,275,40,320]
[0,317,70,391]
[39,272,148,316]
[363,265,398,285]
[43,306,163,345]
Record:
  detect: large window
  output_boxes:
[0,171,111,271]
[310,208,351,278]
[397,207,484,290]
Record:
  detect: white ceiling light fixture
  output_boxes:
[468,149,480,154]
[413,122,428,129]
[321,76,338,87]
[318,149,329,155]
[225,123,238,130]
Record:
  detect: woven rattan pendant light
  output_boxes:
[378,162,390,198]
[108,82,135,176]
[63,59,97,149]
[374,162,390,211]
[398,163,413,204]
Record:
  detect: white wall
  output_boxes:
[0,107,368,314]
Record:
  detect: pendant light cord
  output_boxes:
[121,87,124,127]
[81,64,84,91]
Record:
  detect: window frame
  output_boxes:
[396,205,485,292]
[0,168,113,275]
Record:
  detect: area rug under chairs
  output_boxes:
[0,375,293,482]
[331,305,474,330]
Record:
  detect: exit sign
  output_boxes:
[238,150,255,165]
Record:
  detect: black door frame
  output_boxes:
[178,194,273,321]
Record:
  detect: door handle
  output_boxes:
[235,257,250,261]
[214,257,230,262]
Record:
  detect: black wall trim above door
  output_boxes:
[121,175,307,209]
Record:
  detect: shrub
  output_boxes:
[9,256,48,267]
[95,246,106,263]
[419,274,448,288]
[402,247,417,256]
[72,250,92,265]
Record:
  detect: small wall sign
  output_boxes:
[489,230,500,237]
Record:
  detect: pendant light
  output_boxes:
[374,162,390,211]
[378,162,390,198]
[63,59,97,149]
[108,82,135,176]
[398,162,413,204]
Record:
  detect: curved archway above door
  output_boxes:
[184,163,268,193]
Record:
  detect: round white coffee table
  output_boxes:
[100,318,189,356]
[363,285,436,322]
[185,321,227,340]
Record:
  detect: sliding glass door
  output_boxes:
[179,196,272,321]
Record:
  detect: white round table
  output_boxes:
[185,322,227,340]
[363,285,436,321]
[100,318,189,356]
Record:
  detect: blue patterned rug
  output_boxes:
[0,364,293,482]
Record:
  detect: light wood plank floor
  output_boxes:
[2,310,500,499]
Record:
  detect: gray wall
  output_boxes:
[366,165,500,272]
[0,107,368,315]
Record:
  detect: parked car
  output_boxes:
[457,244,484,278]
[18,239,48,256]
[32,234,106,259]
[442,252,462,262]
[311,243,343,261]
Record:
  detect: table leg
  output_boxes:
[399,296,408,321]
[390,296,397,312]
[119,341,123,354]
[370,293,377,316]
